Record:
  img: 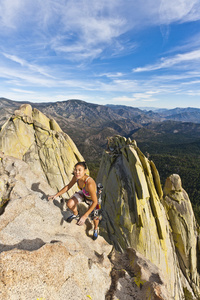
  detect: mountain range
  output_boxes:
[1,98,200,163]
[1,97,200,200]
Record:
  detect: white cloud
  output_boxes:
[52,42,103,61]
[2,53,55,78]
[1,0,200,62]
[112,96,137,102]
[55,0,200,60]
[98,79,139,92]
[131,92,159,102]
[2,53,25,65]
[185,90,200,96]
[98,72,124,78]
[0,63,104,91]
[112,94,158,103]
[0,66,54,87]
[133,49,200,72]
[11,88,34,94]
[0,0,200,107]
[133,93,156,99]
[182,80,200,85]
[159,0,200,24]
[0,0,24,29]
[1,0,200,31]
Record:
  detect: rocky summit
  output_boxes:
[0,105,200,299]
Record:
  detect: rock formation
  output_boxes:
[1,105,200,299]
[0,153,112,300]
[106,247,170,300]
[0,152,173,300]
[163,174,200,297]
[97,135,200,299]
[0,104,84,196]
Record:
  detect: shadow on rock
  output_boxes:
[31,182,47,201]
[85,218,93,238]
[53,199,96,240]
[53,198,72,224]
[0,238,46,253]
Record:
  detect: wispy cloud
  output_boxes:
[1,0,200,62]
[133,49,200,72]
[159,0,200,24]
[0,1,200,107]
[0,66,56,87]
[11,88,34,94]
[3,53,55,78]
[112,96,138,102]
[98,72,125,78]
[112,93,159,103]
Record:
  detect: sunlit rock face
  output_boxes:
[0,104,84,196]
[163,174,200,298]
[97,135,200,299]
[0,153,112,300]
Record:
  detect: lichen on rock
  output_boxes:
[163,174,200,298]
[97,135,200,299]
[0,104,84,196]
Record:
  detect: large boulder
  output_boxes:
[107,248,170,300]
[97,135,200,299]
[0,153,112,300]
[0,104,84,196]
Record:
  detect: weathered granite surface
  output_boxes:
[1,105,200,299]
[163,174,200,298]
[0,153,174,300]
[97,135,200,299]
[0,153,112,300]
[0,104,84,196]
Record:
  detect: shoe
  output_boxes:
[66,214,79,223]
[93,229,98,240]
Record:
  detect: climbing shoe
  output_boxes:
[66,214,79,223]
[93,229,98,240]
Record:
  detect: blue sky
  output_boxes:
[0,0,200,108]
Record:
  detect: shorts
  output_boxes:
[72,191,92,205]
[72,191,101,220]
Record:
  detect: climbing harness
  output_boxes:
[89,183,103,221]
